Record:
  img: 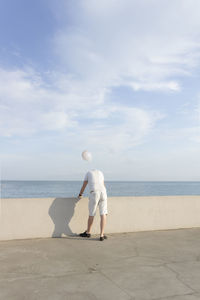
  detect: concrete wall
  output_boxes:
[0,196,200,241]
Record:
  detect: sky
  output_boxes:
[0,0,200,181]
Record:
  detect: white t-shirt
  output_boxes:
[84,169,106,192]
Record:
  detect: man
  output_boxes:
[78,169,108,241]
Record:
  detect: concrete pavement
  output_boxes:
[1,228,200,299]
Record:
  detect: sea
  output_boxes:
[0,180,200,198]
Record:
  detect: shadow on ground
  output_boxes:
[48,197,79,237]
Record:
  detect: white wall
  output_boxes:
[0,196,200,241]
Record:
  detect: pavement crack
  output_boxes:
[0,270,94,283]
[164,263,198,294]
[99,269,135,300]
[149,292,197,300]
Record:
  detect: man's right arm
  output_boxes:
[78,180,88,199]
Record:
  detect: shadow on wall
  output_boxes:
[48,198,79,237]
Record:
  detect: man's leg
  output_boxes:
[87,191,99,234]
[100,214,106,237]
[87,216,94,234]
[99,190,108,238]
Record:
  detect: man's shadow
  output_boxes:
[48,197,79,237]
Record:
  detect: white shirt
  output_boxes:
[84,169,106,192]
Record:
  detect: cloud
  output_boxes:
[0,68,77,137]
[66,105,164,155]
[130,81,180,92]
[53,0,200,151]
[52,0,200,93]
[0,65,164,157]
[1,0,200,154]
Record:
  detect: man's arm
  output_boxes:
[78,180,88,198]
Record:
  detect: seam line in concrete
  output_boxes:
[0,270,95,283]
[149,292,197,300]
[54,240,135,299]
[136,253,200,266]
[164,263,198,294]
[98,269,135,300]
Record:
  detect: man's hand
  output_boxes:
[77,194,83,200]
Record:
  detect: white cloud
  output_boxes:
[0,66,163,153]
[0,68,77,137]
[69,105,164,155]
[53,0,200,93]
[40,111,77,131]
[130,81,180,92]
[1,0,200,150]
[2,0,200,182]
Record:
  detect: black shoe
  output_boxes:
[100,235,107,241]
[79,231,91,238]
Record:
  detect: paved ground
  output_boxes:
[1,228,200,300]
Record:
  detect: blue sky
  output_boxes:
[0,0,200,181]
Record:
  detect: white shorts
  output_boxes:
[88,190,108,216]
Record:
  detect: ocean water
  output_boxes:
[1,180,200,198]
